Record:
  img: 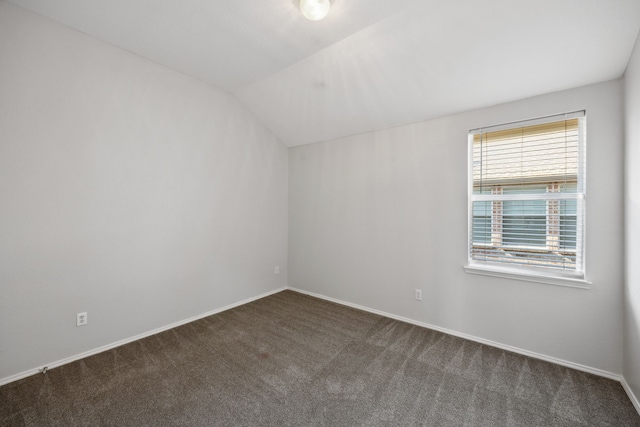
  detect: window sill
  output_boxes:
[463,264,591,289]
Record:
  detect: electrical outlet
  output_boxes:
[415,289,422,301]
[76,312,87,327]
[275,266,280,275]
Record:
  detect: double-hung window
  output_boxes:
[466,111,587,286]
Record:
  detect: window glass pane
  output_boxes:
[559,199,577,249]
[558,181,577,193]
[501,183,547,195]
[473,185,493,195]
[503,199,546,216]
[472,201,491,244]
[559,198,576,216]
[502,215,546,247]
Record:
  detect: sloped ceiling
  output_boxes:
[8,0,640,146]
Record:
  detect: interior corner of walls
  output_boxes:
[0,5,290,382]
[621,376,640,415]
[288,80,626,377]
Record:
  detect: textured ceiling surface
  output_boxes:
[8,0,640,147]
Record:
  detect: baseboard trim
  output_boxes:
[5,285,637,417]
[621,376,640,415]
[0,287,287,387]
[288,287,621,382]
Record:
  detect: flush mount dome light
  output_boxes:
[300,0,330,21]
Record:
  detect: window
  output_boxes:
[466,112,586,285]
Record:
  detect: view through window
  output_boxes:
[468,112,585,278]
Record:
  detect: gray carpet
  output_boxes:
[1,290,639,426]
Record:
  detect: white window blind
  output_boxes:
[468,111,586,278]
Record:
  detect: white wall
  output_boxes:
[289,80,624,374]
[0,2,288,382]
[0,0,631,388]
[624,34,640,406]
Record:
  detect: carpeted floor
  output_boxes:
[1,290,639,426]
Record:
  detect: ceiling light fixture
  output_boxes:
[300,0,330,21]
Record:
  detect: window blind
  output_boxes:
[469,112,585,276]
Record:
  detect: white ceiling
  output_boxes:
[9,0,640,147]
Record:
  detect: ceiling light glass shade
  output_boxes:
[300,0,330,21]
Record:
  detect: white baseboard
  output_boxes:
[288,287,622,382]
[621,376,640,416]
[0,287,287,387]
[5,285,639,418]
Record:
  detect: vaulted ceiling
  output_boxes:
[9,0,640,146]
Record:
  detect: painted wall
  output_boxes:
[0,2,288,381]
[289,80,624,374]
[624,34,640,406]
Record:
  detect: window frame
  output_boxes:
[464,111,590,289]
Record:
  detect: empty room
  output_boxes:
[2,0,640,425]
